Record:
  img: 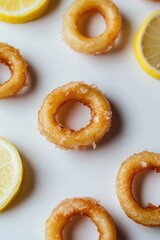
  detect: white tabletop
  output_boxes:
[0,0,160,239]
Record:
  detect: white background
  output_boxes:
[0,0,160,239]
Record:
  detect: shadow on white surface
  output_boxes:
[13,63,38,98]
[0,61,38,99]
[57,98,123,150]
[109,14,132,54]
[57,100,91,131]
[77,12,132,55]
[78,10,106,38]
[142,0,160,3]
[63,215,98,240]
[63,9,131,56]
[133,169,160,208]
[116,223,128,240]
[4,153,36,212]
[43,0,62,19]
[55,98,123,152]
[63,215,128,240]
[98,99,123,149]
[0,63,11,84]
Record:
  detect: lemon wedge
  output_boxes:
[0,137,23,211]
[0,0,50,23]
[134,10,160,79]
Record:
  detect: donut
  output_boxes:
[116,151,160,226]
[46,197,117,240]
[0,43,27,99]
[62,0,122,55]
[38,82,112,150]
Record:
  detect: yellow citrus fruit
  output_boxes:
[134,10,160,79]
[0,0,50,23]
[0,137,23,211]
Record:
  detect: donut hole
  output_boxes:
[63,215,98,240]
[0,63,11,84]
[78,10,106,37]
[133,169,160,208]
[56,101,91,131]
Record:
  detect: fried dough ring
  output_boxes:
[116,151,160,226]
[0,43,27,99]
[46,197,117,240]
[63,0,121,55]
[38,82,112,150]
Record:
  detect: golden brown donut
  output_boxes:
[38,82,112,150]
[46,197,117,240]
[116,151,160,226]
[62,0,122,55]
[0,43,27,99]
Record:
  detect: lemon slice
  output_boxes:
[0,0,50,23]
[0,137,23,211]
[134,10,160,79]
